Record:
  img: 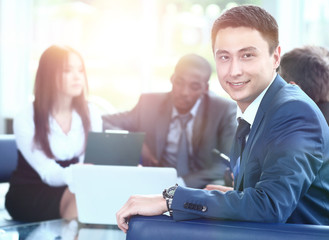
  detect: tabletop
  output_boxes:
[0,218,126,240]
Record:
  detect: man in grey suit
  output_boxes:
[103,54,236,189]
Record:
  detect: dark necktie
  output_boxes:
[176,113,192,177]
[231,118,251,179]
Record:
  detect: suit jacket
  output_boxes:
[171,75,329,224]
[103,91,237,188]
[318,101,329,125]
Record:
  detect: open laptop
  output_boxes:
[84,131,145,166]
[71,165,177,225]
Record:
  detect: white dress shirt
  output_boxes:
[13,102,102,187]
[163,98,202,165]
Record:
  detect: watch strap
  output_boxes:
[166,198,173,216]
[163,184,178,216]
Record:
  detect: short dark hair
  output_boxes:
[280,46,329,103]
[174,54,212,82]
[211,5,279,54]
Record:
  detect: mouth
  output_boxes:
[176,98,189,106]
[175,96,191,107]
[228,80,250,87]
[72,84,83,88]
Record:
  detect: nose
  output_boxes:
[229,58,242,78]
[180,83,190,96]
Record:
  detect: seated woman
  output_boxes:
[5,45,102,222]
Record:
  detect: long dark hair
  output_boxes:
[33,45,91,158]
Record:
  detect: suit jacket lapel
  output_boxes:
[235,75,286,190]
[155,93,173,160]
[192,95,208,154]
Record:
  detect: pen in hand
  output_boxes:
[212,148,230,167]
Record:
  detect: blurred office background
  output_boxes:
[0,0,328,134]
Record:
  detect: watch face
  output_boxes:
[167,186,177,197]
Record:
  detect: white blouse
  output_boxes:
[13,102,102,187]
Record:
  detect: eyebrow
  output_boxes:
[215,46,259,55]
[215,49,229,56]
[239,47,258,53]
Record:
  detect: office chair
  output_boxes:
[0,135,18,183]
[127,215,329,240]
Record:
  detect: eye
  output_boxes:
[242,53,254,59]
[217,55,229,61]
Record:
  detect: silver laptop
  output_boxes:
[71,165,177,225]
[84,131,145,166]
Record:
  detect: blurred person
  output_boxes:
[103,54,236,189]
[280,45,329,124]
[116,5,329,232]
[5,45,102,222]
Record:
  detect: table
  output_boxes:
[0,219,126,240]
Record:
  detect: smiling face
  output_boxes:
[214,27,280,112]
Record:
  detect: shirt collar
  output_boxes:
[172,96,202,119]
[236,74,277,127]
[49,109,81,133]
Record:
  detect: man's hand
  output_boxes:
[116,194,167,233]
[204,184,233,193]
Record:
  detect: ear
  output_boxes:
[204,82,209,92]
[273,46,281,69]
[170,75,174,85]
[289,81,297,85]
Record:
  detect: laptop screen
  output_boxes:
[84,131,145,166]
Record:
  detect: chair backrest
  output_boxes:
[126,215,329,240]
[0,135,18,183]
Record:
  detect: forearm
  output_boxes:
[171,186,284,222]
[183,161,227,188]
[102,111,138,131]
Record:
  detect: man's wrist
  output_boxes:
[162,184,178,216]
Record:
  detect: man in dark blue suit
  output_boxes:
[116,5,329,232]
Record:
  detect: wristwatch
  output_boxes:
[162,184,178,216]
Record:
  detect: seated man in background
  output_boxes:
[280,45,329,125]
[103,54,237,189]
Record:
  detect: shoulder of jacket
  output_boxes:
[206,91,236,107]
